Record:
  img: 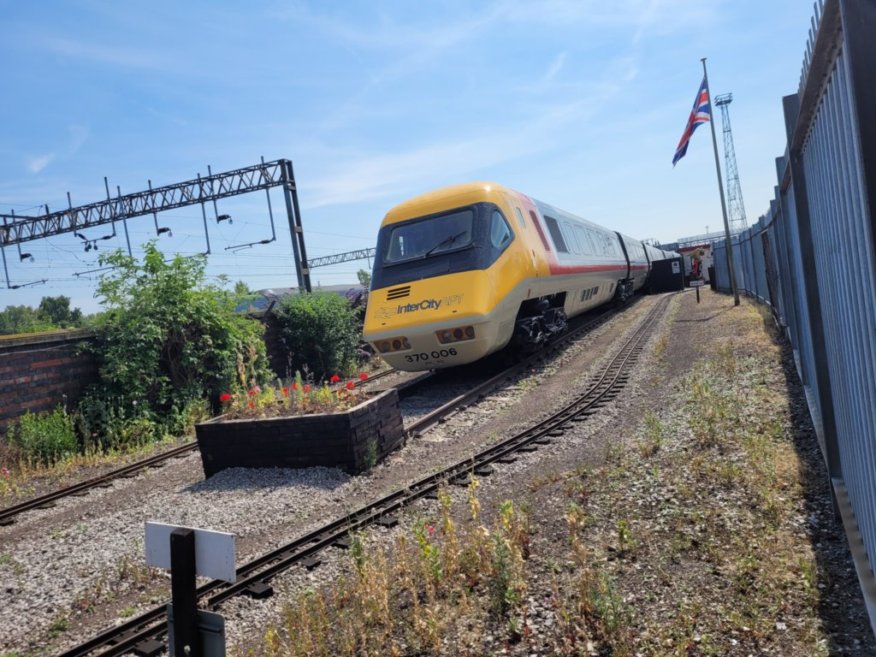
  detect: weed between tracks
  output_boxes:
[240,298,865,656]
[252,481,530,657]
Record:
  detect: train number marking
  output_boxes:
[405,348,458,363]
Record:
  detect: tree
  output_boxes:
[0,305,54,335]
[356,269,372,288]
[38,295,82,327]
[88,243,270,425]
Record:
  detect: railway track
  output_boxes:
[0,299,618,528]
[0,368,404,527]
[55,293,671,657]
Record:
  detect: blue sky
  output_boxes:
[1,0,815,314]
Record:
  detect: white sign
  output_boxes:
[671,261,681,274]
[690,279,706,287]
[145,522,236,583]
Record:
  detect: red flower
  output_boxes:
[248,386,261,396]
[282,387,290,397]
[346,381,355,390]
[304,384,311,393]
[330,374,341,383]
[426,524,435,536]
[358,372,368,381]
[291,382,298,390]
[247,401,255,408]
[219,392,232,403]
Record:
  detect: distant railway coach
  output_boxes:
[363,182,675,371]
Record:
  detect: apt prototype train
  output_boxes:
[363,182,676,372]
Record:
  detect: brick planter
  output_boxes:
[195,388,404,477]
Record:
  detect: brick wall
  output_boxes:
[0,330,99,434]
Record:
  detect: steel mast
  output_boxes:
[714,93,748,233]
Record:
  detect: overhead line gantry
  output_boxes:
[0,158,311,292]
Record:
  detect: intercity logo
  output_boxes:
[374,293,464,320]
[397,298,442,313]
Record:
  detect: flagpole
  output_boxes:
[701,57,740,306]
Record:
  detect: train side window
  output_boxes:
[544,215,568,253]
[576,227,592,255]
[514,207,526,229]
[564,222,580,254]
[586,228,601,255]
[490,210,514,249]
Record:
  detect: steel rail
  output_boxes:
[0,370,402,527]
[54,294,671,657]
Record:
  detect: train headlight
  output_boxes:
[436,325,476,344]
[376,337,411,353]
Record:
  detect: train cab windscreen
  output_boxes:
[372,203,515,289]
[385,209,474,263]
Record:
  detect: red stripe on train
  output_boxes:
[548,264,630,275]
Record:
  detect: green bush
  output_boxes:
[272,291,360,381]
[83,243,270,445]
[8,407,77,465]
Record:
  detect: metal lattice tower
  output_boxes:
[714,93,748,233]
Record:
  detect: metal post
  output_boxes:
[116,187,132,256]
[701,57,740,306]
[281,159,311,293]
[198,174,211,256]
[170,528,199,657]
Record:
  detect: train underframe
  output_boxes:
[511,276,636,351]
[511,293,568,351]
[613,277,636,305]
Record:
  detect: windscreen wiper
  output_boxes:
[424,230,468,257]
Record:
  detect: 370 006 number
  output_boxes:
[405,348,458,363]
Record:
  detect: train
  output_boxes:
[362,182,676,372]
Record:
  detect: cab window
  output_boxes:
[385,209,474,263]
[490,210,514,249]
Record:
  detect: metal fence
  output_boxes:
[712,0,876,629]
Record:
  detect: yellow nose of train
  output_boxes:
[364,271,502,371]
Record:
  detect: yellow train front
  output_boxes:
[364,182,654,372]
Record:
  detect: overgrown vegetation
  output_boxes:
[1,244,272,467]
[271,291,360,381]
[253,482,531,657]
[6,407,77,466]
[85,243,270,432]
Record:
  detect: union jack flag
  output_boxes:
[672,76,711,166]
